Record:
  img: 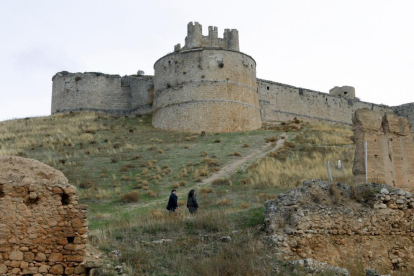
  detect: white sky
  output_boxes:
[0,0,413,122]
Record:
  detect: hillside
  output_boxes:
[0,112,356,275]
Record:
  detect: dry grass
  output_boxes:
[217,198,231,206]
[212,178,232,186]
[240,202,250,209]
[120,191,140,203]
[248,123,354,188]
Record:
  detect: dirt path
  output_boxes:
[126,135,287,211]
[198,135,287,186]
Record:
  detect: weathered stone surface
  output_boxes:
[0,264,8,274]
[52,73,154,116]
[9,250,23,261]
[0,156,87,274]
[352,109,414,191]
[49,264,64,275]
[288,258,350,276]
[264,180,414,274]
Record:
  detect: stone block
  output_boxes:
[9,250,23,261]
[49,264,64,275]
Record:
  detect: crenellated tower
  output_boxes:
[177,22,240,52]
[153,22,260,133]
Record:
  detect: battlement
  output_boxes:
[177,22,240,52]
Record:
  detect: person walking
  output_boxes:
[166,189,179,212]
[187,189,199,214]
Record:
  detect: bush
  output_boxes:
[240,202,250,209]
[212,178,232,186]
[120,191,140,203]
[218,199,231,206]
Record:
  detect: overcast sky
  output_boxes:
[0,0,413,122]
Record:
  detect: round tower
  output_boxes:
[152,22,261,133]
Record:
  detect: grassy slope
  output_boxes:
[0,112,356,275]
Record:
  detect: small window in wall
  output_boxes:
[61,193,70,206]
[326,98,328,102]
[299,89,303,95]
[267,86,269,90]
[344,92,348,95]
[168,60,171,65]
[0,185,4,198]
[67,237,75,243]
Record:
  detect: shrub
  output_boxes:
[203,157,219,167]
[172,183,180,188]
[200,150,208,156]
[218,199,231,206]
[214,139,221,143]
[265,136,277,143]
[212,178,232,186]
[131,155,140,160]
[156,149,164,154]
[239,178,253,185]
[284,141,296,148]
[240,202,250,209]
[178,200,185,206]
[242,143,250,148]
[147,191,158,198]
[200,187,213,194]
[329,184,342,204]
[120,191,140,203]
[120,175,131,181]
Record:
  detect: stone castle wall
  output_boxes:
[258,79,394,125]
[50,22,414,132]
[352,109,414,191]
[152,48,261,132]
[0,156,88,275]
[51,72,153,116]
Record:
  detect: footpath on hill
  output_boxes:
[199,134,287,186]
[126,134,287,211]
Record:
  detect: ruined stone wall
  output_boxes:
[264,180,414,274]
[51,72,153,116]
[258,79,394,125]
[352,109,414,191]
[152,48,261,133]
[0,156,87,275]
[394,103,414,129]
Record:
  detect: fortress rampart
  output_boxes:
[50,22,414,132]
[51,72,153,116]
[258,79,394,125]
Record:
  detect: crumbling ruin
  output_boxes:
[0,156,88,275]
[353,109,414,191]
[264,180,414,274]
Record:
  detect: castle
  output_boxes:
[51,22,414,132]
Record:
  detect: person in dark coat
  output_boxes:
[187,189,199,214]
[166,189,179,212]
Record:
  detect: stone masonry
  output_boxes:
[0,156,88,276]
[352,109,414,191]
[152,37,261,132]
[264,180,414,274]
[50,22,414,132]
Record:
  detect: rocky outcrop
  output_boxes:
[353,109,414,191]
[0,156,88,275]
[264,180,414,274]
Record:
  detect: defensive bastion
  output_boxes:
[51,22,414,132]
